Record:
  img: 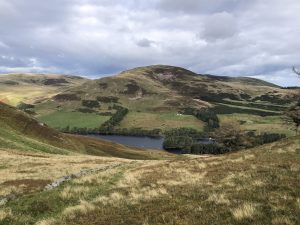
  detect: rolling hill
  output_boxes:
[24,65,297,135]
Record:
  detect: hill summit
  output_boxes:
[118,65,197,81]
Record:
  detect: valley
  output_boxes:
[0,65,299,225]
[2,65,296,137]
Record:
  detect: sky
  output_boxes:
[0,0,300,86]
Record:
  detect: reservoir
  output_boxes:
[88,135,216,152]
[88,135,164,150]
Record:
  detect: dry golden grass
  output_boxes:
[62,200,95,220]
[2,135,300,225]
[61,186,90,200]
[207,193,230,205]
[35,218,56,225]
[232,202,258,220]
[0,208,12,221]
[272,216,294,225]
[0,148,129,196]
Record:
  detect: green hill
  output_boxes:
[25,65,297,135]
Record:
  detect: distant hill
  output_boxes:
[0,73,89,106]
[1,65,297,134]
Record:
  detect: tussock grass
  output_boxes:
[0,208,12,221]
[232,202,258,220]
[62,200,95,220]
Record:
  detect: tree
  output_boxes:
[214,122,250,150]
[286,67,300,134]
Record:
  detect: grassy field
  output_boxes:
[37,111,110,129]
[118,111,205,131]
[218,114,295,136]
[0,135,299,224]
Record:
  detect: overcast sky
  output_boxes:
[0,0,300,86]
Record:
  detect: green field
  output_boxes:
[37,111,110,129]
[218,113,295,136]
[118,111,205,131]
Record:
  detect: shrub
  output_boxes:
[163,136,193,151]
[255,133,286,145]
[181,108,219,129]
[77,108,97,113]
[82,100,100,108]
[164,127,203,139]
[54,94,80,101]
[96,96,119,103]
[190,144,228,155]
[17,102,34,110]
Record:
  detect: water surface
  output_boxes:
[88,135,164,150]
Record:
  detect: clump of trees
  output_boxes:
[188,144,228,155]
[96,96,119,103]
[285,67,300,134]
[82,100,100,108]
[181,107,219,129]
[162,124,286,155]
[77,108,97,113]
[286,103,300,134]
[213,121,246,150]
[17,102,34,111]
[100,105,128,132]
[163,136,193,151]
[103,128,161,137]
[163,128,204,152]
[255,133,286,145]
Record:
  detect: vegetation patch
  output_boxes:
[54,94,80,102]
[81,100,100,108]
[96,96,119,103]
[42,78,69,86]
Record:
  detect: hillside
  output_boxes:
[28,65,297,135]
[0,133,299,224]
[0,102,169,159]
[0,73,89,106]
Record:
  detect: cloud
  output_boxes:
[201,12,238,41]
[157,0,246,14]
[136,38,155,47]
[0,0,299,86]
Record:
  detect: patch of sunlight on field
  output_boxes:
[0,86,60,106]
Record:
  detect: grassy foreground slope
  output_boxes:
[1,135,299,224]
[0,102,169,159]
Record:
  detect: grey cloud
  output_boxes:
[157,0,250,14]
[0,0,299,86]
[136,38,155,48]
[201,12,238,41]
